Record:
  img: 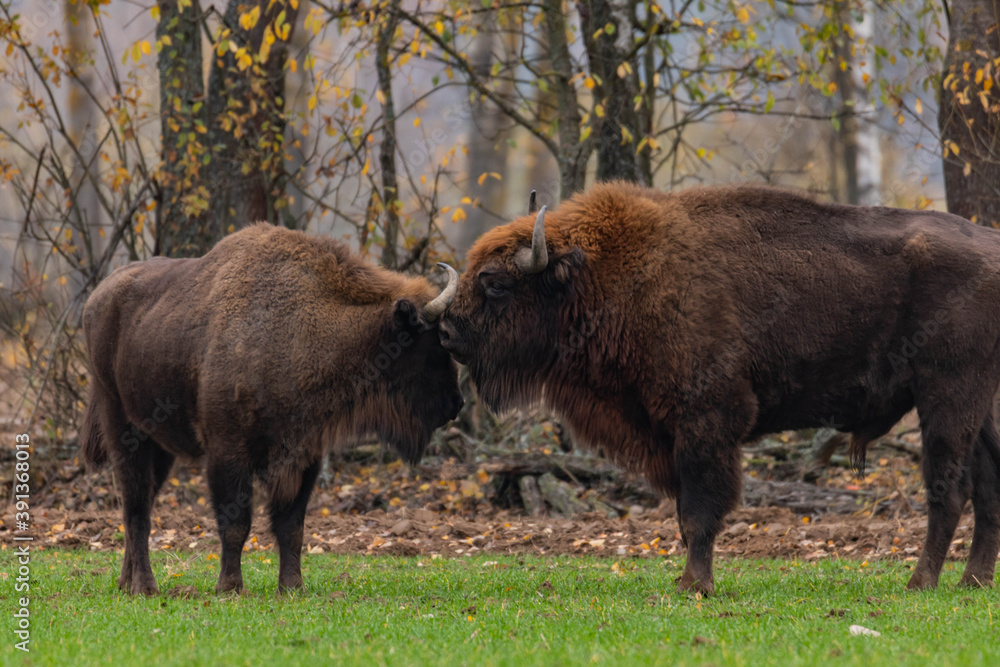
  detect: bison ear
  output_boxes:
[541,248,585,294]
[392,299,424,331]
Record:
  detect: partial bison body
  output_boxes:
[441,182,1000,595]
[81,224,462,595]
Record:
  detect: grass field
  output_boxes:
[2,550,997,666]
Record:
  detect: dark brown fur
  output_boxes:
[80,223,462,595]
[442,181,1000,595]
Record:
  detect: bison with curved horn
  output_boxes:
[80,224,462,595]
[440,181,1000,595]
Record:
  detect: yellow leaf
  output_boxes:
[414,117,421,127]
[584,76,595,90]
[736,6,750,24]
[595,104,605,118]
[827,82,837,94]
[288,58,297,73]
[477,172,488,186]
[362,158,370,176]
[169,477,180,487]
[914,98,923,115]
[451,208,466,223]
[161,35,172,47]
[57,276,67,286]
[140,40,151,56]
[308,95,317,111]
[964,162,972,177]
[240,6,261,31]
[375,89,386,105]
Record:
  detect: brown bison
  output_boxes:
[81,224,462,595]
[441,181,1000,595]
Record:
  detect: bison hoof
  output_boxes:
[277,578,304,595]
[129,580,159,596]
[676,574,715,597]
[215,578,244,595]
[958,573,995,589]
[905,573,938,591]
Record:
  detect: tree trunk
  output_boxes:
[939,0,1000,226]
[375,1,401,269]
[205,0,299,239]
[543,0,589,198]
[577,0,648,185]
[64,0,102,267]
[155,0,209,257]
[831,5,860,205]
[852,8,882,204]
[460,12,511,252]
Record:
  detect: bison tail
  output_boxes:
[79,394,108,469]
[848,433,872,479]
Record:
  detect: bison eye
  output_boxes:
[485,281,510,299]
[479,273,512,299]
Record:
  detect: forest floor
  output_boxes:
[1,412,983,567]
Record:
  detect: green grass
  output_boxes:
[2,550,998,666]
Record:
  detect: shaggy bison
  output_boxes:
[81,224,462,595]
[441,181,1000,595]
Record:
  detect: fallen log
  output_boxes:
[538,472,589,517]
[518,475,545,517]
[743,475,873,515]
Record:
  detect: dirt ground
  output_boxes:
[2,412,980,565]
[0,488,976,564]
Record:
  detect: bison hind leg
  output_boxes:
[908,398,983,591]
[267,458,321,593]
[960,416,1000,588]
[115,443,175,596]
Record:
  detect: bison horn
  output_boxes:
[515,205,548,274]
[422,262,458,320]
[528,190,537,214]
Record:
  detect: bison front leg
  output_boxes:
[208,459,254,594]
[268,459,321,593]
[674,438,742,597]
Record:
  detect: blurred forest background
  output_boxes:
[0,0,997,515]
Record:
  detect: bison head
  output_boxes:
[356,264,464,463]
[439,202,586,413]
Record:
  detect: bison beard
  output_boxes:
[442,181,1000,595]
[79,224,462,595]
